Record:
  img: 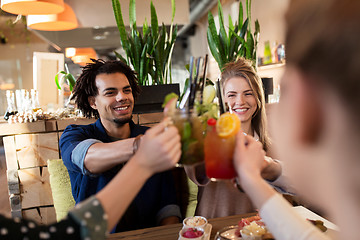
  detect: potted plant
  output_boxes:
[207,0,260,70]
[54,65,76,108]
[112,0,180,113]
[207,0,273,102]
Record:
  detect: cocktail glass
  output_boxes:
[204,119,237,180]
[170,108,204,166]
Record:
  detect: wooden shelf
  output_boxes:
[258,62,286,71]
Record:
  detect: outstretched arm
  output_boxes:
[234,132,276,207]
[233,133,329,240]
[84,138,135,174]
[96,119,181,231]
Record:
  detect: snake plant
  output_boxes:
[112,0,177,85]
[207,0,260,71]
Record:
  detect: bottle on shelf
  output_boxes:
[31,89,41,112]
[263,41,272,65]
[277,43,286,63]
[4,90,18,120]
[272,41,279,63]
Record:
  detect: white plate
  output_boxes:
[293,206,338,238]
[293,206,339,231]
[215,206,339,240]
[178,223,213,240]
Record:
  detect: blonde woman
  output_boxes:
[187,59,292,219]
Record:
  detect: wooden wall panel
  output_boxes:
[18,167,53,209]
[16,133,59,169]
[22,206,56,225]
[3,136,18,170]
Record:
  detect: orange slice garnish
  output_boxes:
[216,112,241,138]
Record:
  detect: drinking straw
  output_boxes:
[216,78,226,114]
[199,54,208,104]
[228,102,233,114]
[179,56,195,109]
[189,57,202,108]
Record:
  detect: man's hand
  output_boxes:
[133,118,181,175]
[233,131,266,186]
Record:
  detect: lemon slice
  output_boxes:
[203,85,216,104]
[216,112,241,138]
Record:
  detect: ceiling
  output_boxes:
[29,0,218,55]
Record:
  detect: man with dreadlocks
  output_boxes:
[59,59,181,233]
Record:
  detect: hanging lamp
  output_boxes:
[67,48,97,66]
[1,0,64,15]
[27,3,78,31]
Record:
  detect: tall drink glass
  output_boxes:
[170,108,204,166]
[204,118,237,180]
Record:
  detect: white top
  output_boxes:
[260,194,331,240]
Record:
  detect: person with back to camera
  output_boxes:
[59,59,181,233]
[186,58,294,219]
[0,118,181,240]
[233,0,360,239]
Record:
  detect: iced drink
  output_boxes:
[204,115,239,179]
[171,109,204,165]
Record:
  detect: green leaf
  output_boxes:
[246,31,254,59]
[207,28,223,70]
[66,73,76,92]
[114,51,128,64]
[246,0,252,32]
[143,18,148,36]
[240,18,249,38]
[217,0,228,59]
[129,0,136,27]
[150,1,159,40]
[139,44,148,84]
[219,30,228,63]
[171,0,176,22]
[112,0,130,51]
[228,15,234,34]
[238,2,243,29]
[207,11,224,68]
[54,73,62,90]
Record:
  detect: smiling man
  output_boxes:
[59,59,181,232]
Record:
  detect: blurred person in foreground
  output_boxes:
[234,0,360,239]
[60,59,181,232]
[0,119,181,239]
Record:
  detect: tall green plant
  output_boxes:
[207,0,260,71]
[112,0,177,85]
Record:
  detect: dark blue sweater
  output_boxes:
[60,119,179,232]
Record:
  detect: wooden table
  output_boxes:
[107,212,256,240]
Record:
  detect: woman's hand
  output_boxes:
[133,118,181,175]
[261,157,282,182]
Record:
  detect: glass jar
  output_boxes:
[170,108,205,166]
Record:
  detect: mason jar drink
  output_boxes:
[170,108,204,166]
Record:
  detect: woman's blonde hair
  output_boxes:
[220,58,271,151]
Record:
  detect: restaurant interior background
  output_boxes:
[0,0,289,217]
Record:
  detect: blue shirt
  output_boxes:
[60,119,181,232]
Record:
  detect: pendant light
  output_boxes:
[27,3,78,31]
[1,0,64,15]
[65,48,97,66]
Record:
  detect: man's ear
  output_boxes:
[295,73,324,145]
[88,96,97,110]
